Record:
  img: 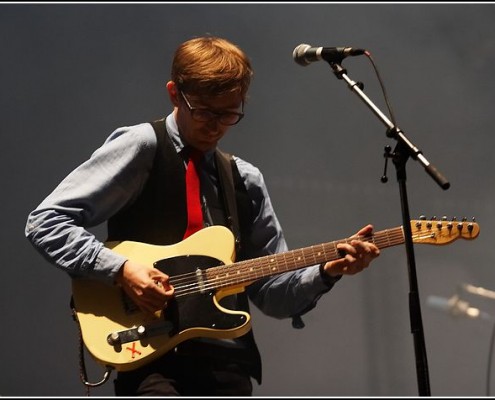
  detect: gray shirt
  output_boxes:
[25,113,336,320]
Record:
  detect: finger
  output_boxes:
[356,224,373,237]
[336,242,356,257]
[152,280,175,297]
[349,241,372,257]
[351,239,380,256]
[150,272,174,288]
[127,281,169,311]
[152,279,162,288]
[338,243,372,261]
[150,273,170,282]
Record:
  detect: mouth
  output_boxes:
[202,130,222,141]
[196,135,220,150]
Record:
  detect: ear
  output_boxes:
[166,81,179,106]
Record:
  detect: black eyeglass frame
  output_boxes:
[180,90,244,126]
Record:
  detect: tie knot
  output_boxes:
[186,147,203,164]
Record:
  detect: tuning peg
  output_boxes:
[468,217,477,233]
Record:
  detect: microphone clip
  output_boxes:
[381,145,392,183]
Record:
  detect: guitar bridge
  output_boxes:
[196,267,208,294]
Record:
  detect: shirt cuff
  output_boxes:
[94,246,128,285]
[319,263,342,287]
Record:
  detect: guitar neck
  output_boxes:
[205,226,404,290]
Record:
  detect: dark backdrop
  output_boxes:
[2,3,495,396]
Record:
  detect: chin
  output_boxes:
[200,141,218,151]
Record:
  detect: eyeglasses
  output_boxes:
[180,91,244,126]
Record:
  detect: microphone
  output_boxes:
[426,295,492,321]
[293,43,366,66]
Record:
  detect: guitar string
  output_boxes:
[165,234,377,288]
[165,221,475,291]
[188,232,409,296]
[171,228,405,298]
[164,222,475,298]
[205,221,475,294]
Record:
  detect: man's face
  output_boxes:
[175,88,244,152]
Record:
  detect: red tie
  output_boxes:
[183,148,203,239]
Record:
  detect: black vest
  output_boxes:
[107,119,262,383]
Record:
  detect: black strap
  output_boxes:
[215,149,242,254]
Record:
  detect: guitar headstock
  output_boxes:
[410,216,480,245]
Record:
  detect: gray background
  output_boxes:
[2,3,495,397]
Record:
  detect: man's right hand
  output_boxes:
[115,260,175,315]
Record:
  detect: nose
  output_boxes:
[205,118,221,132]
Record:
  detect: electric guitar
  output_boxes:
[72,218,479,372]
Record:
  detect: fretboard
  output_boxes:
[205,226,405,290]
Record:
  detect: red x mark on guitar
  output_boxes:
[126,342,142,359]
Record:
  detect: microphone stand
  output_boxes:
[327,62,450,396]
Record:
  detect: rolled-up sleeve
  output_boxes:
[25,123,157,284]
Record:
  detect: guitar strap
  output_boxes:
[214,149,242,255]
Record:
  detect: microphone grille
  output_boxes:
[292,43,312,66]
